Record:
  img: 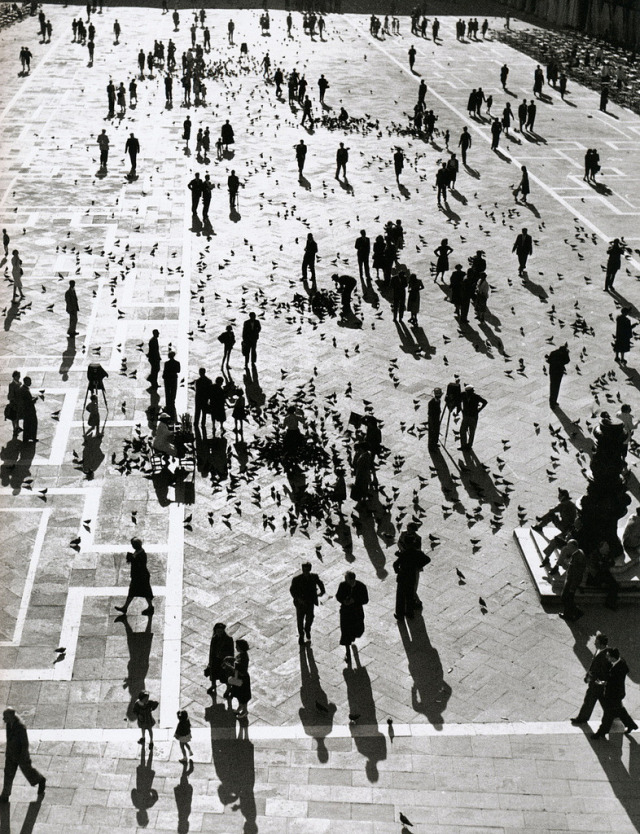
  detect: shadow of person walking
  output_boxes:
[399,614,451,729]
[115,613,154,722]
[343,647,387,782]
[298,645,337,763]
[131,746,158,828]
[173,759,194,834]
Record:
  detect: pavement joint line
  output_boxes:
[0,587,168,683]
[9,721,635,744]
[345,18,640,271]
[0,508,50,648]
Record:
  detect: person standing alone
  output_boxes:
[290,562,325,645]
[65,280,79,336]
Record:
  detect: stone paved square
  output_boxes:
[1,2,640,832]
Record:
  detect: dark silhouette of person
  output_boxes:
[592,648,638,738]
[449,264,464,317]
[343,651,386,781]
[173,759,194,834]
[220,119,234,150]
[525,99,537,131]
[187,172,203,214]
[512,227,533,274]
[408,45,416,71]
[65,280,79,336]
[335,142,349,179]
[605,238,625,291]
[460,384,487,449]
[107,80,116,115]
[183,116,191,145]
[116,612,153,720]
[427,387,443,450]
[202,174,212,219]
[298,646,336,763]
[547,342,570,408]
[490,118,502,150]
[147,329,160,387]
[18,377,37,443]
[355,230,370,280]
[162,350,180,414]
[333,273,357,320]
[417,78,427,108]
[517,98,527,131]
[614,307,635,365]
[390,270,407,321]
[227,170,240,210]
[290,562,325,644]
[394,547,430,621]
[193,367,212,431]
[302,233,318,282]
[301,96,313,126]
[500,63,509,89]
[294,139,307,175]
[435,163,449,206]
[393,147,404,182]
[125,132,140,174]
[318,73,329,103]
[241,312,261,367]
[458,126,471,164]
[97,129,109,169]
[0,709,46,801]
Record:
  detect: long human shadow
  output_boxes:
[298,645,336,763]
[58,335,77,379]
[359,277,380,309]
[553,406,596,456]
[174,759,194,834]
[449,187,468,205]
[428,445,465,513]
[298,173,311,191]
[0,438,35,493]
[522,200,542,218]
[0,795,43,834]
[439,202,461,224]
[395,320,422,358]
[131,746,159,828]
[463,164,480,179]
[343,647,387,783]
[479,321,507,356]
[457,447,507,508]
[351,504,389,579]
[82,431,105,476]
[4,301,23,331]
[206,701,258,834]
[586,732,640,831]
[399,614,451,729]
[458,320,493,357]
[244,365,265,418]
[411,325,437,358]
[116,614,154,721]
[521,271,549,302]
[398,183,411,199]
[610,290,640,319]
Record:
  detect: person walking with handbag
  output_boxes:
[223,639,251,719]
[336,571,369,663]
[0,709,46,802]
[290,562,325,646]
[132,690,158,749]
[205,622,234,696]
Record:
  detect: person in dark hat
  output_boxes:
[460,384,487,450]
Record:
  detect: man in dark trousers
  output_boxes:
[558,540,587,621]
[500,63,509,89]
[115,537,154,616]
[460,384,487,450]
[206,623,234,695]
[547,342,570,408]
[97,129,109,170]
[294,139,307,176]
[183,116,191,146]
[125,132,140,175]
[162,350,180,415]
[592,648,638,738]
[302,233,318,283]
[525,99,537,131]
[241,312,261,367]
[318,74,329,103]
[65,280,79,336]
[436,162,449,206]
[393,147,404,182]
[333,274,357,320]
[512,227,533,274]
[604,238,625,291]
[228,170,240,210]
[393,541,430,621]
[408,45,416,72]
[0,709,46,802]
[193,367,212,431]
[517,98,527,131]
[202,174,212,220]
[427,387,443,451]
[458,126,472,165]
[290,562,325,645]
[147,329,161,387]
[571,632,610,725]
[355,229,370,280]
[335,142,349,179]
[188,171,203,215]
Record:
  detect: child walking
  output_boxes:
[132,690,158,748]
[174,710,193,763]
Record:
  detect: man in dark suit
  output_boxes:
[124,132,140,175]
[193,367,212,432]
[147,329,161,387]
[546,343,570,409]
[460,385,487,450]
[162,350,180,415]
[65,280,79,336]
[355,230,370,280]
[0,709,46,801]
[592,648,638,738]
[427,387,443,451]
[512,227,533,274]
[290,563,325,645]
[571,633,610,725]
[241,312,261,367]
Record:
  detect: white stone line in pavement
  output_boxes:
[17,720,635,744]
[0,31,67,125]
[45,387,77,466]
[81,223,117,352]
[159,503,185,727]
[0,587,167,683]
[0,508,50,648]
[346,19,640,272]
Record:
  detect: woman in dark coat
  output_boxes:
[614,307,635,365]
[18,376,37,443]
[336,572,369,660]
[115,537,154,616]
[434,238,453,281]
[206,622,234,695]
[6,370,21,436]
[407,273,424,326]
[223,639,251,718]
[514,165,530,203]
[372,235,385,279]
